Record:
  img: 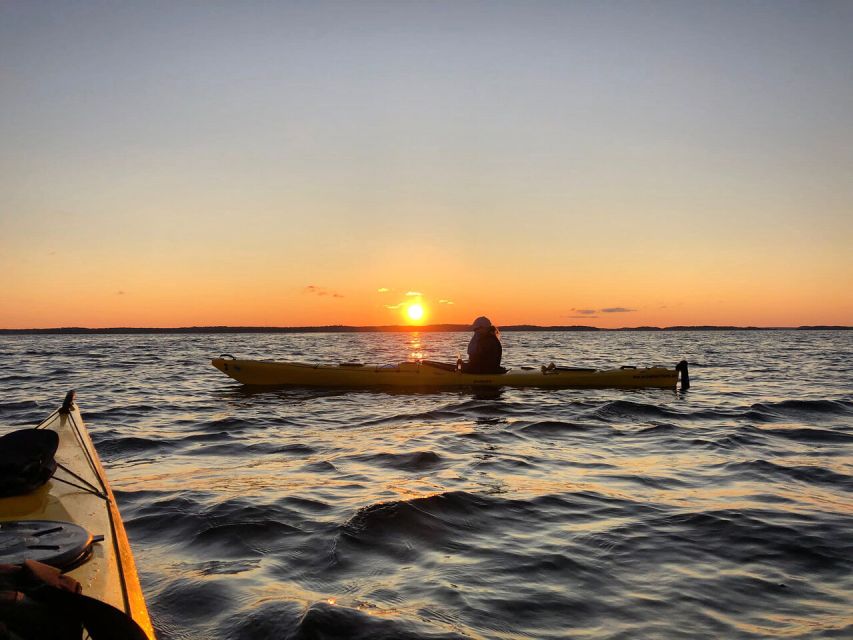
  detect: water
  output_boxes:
[1,331,851,639]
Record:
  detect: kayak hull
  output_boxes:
[211,358,680,389]
[0,393,155,639]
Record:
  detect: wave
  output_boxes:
[266,443,318,455]
[637,422,681,434]
[155,577,235,629]
[517,420,598,435]
[0,374,41,384]
[0,399,43,412]
[746,399,853,422]
[722,459,853,491]
[354,450,443,471]
[92,435,174,456]
[587,508,853,578]
[172,439,318,458]
[295,601,466,640]
[335,489,652,557]
[195,416,253,430]
[589,398,853,428]
[360,399,521,427]
[301,460,338,473]
[602,473,691,490]
[336,491,490,556]
[592,400,684,421]
[757,426,853,444]
[125,495,212,544]
[178,431,237,443]
[275,495,332,513]
[192,520,302,557]
[358,408,469,427]
[226,600,465,640]
[83,404,161,421]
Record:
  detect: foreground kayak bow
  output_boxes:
[0,391,155,639]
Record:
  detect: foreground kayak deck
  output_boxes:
[0,392,155,639]
[212,357,688,389]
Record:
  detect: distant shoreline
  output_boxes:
[0,324,849,335]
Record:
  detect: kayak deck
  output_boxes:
[0,392,155,639]
[212,357,685,389]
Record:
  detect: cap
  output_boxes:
[471,316,492,330]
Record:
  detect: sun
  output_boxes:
[406,303,425,322]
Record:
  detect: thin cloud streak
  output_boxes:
[571,307,637,315]
[304,285,344,298]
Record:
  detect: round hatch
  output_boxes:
[0,520,97,570]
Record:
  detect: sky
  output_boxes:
[1,1,851,329]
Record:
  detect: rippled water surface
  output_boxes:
[1,331,851,639]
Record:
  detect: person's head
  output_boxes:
[471,316,491,332]
[471,316,498,337]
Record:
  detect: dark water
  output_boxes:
[1,331,851,639]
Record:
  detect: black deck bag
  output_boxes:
[0,429,59,498]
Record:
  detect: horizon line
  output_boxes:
[0,324,850,335]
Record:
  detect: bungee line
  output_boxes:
[52,462,109,501]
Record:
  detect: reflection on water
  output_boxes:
[0,330,851,639]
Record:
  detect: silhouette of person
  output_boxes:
[461,316,503,374]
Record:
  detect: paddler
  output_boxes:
[460,316,504,374]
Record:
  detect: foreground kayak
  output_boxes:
[0,391,155,639]
[212,356,689,389]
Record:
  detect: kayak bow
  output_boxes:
[0,391,155,639]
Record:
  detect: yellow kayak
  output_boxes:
[212,357,689,389]
[0,391,155,639]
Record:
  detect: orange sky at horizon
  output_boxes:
[1,173,850,329]
[1,3,851,330]
[2,249,850,329]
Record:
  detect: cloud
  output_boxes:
[571,307,636,315]
[385,303,404,309]
[568,314,599,319]
[439,299,454,305]
[116,290,126,295]
[377,287,390,293]
[405,291,422,296]
[304,285,344,298]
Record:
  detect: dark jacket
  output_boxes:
[464,332,503,374]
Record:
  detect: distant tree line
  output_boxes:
[0,325,848,335]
